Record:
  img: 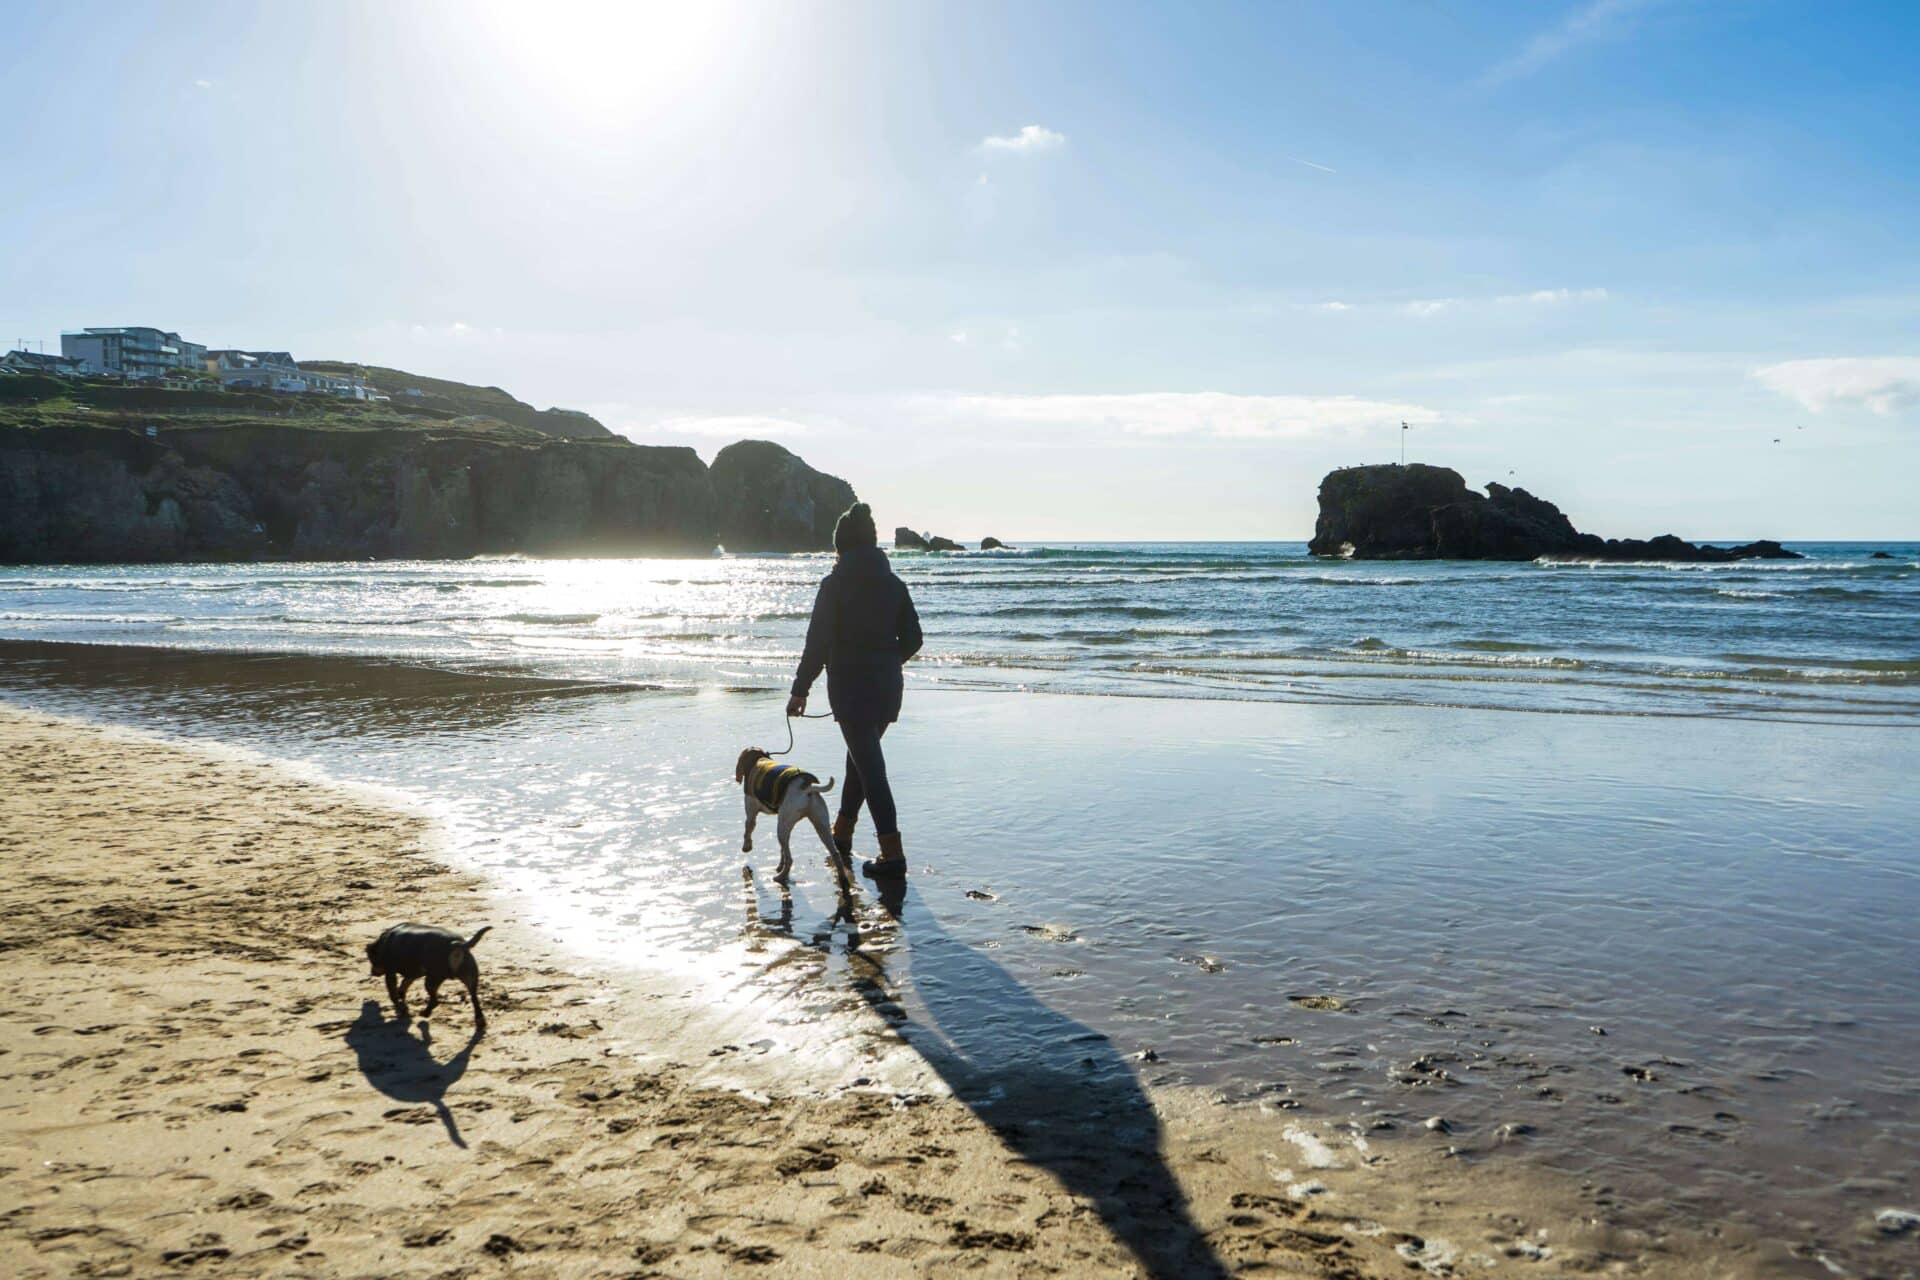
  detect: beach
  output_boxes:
[5,650,1910,1276]
[0,700,1676,1279]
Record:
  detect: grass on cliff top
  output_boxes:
[0,389,589,447]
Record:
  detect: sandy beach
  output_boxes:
[0,699,1776,1278]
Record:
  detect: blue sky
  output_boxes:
[5,0,1918,538]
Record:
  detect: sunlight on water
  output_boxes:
[1,541,1916,721]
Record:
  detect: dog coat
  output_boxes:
[749,759,816,810]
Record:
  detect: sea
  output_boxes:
[2,540,1917,1274]
[1,541,1916,721]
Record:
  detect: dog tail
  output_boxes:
[465,926,492,950]
[807,776,836,795]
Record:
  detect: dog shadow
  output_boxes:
[342,999,480,1149]
[846,888,1230,1279]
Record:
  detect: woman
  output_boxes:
[787,502,922,878]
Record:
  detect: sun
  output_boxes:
[468,0,740,120]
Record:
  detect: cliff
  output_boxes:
[1308,464,1801,562]
[709,440,856,553]
[0,420,716,563]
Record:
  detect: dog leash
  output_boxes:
[770,708,834,757]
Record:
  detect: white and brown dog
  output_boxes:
[734,748,839,883]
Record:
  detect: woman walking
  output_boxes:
[787,503,922,879]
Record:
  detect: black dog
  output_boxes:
[365,923,490,1034]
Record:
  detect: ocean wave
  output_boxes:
[501,612,601,626]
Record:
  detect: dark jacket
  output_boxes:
[791,546,922,724]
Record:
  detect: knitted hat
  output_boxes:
[833,502,877,555]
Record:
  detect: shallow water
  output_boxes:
[1,541,1917,721]
[2,639,1916,1274]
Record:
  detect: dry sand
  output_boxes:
[0,704,1742,1277]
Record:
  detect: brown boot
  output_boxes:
[862,831,906,879]
[831,813,858,860]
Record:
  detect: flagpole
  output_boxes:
[1400,421,1407,466]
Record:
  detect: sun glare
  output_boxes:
[470,0,738,118]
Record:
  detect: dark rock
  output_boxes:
[980,536,1010,551]
[1871,550,1896,559]
[709,440,856,553]
[0,422,721,563]
[894,527,962,551]
[1309,464,1804,562]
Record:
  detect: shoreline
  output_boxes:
[0,699,1802,1276]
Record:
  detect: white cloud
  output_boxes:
[1318,301,1352,313]
[193,78,213,89]
[1753,357,1920,415]
[1483,0,1662,86]
[923,392,1442,440]
[980,124,1066,154]
[1398,289,1607,317]
[1500,287,1609,305]
[646,414,813,439]
[949,330,969,345]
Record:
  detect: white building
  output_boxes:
[61,326,206,379]
[205,349,373,399]
[1,349,90,377]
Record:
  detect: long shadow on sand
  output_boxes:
[850,885,1230,1279]
[343,1000,480,1148]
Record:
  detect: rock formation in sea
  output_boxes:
[980,536,1010,550]
[708,440,856,553]
[892,527,964,551]
[0,375,855,563]
[1308,464,1803,562]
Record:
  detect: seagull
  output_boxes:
[1773,437,1782,443]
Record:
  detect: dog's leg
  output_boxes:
[423,976,443,1020]
[393,975,415,1022]
[806,796,841,867]
[462,963,485,1034]
[384,971,402,1017]
[742,794,759,853]
[774,806,797,883]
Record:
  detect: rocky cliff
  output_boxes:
[0,367,862,563]
[709,440,856,553]
[0,422,718,563]
[1308,464,1801,562]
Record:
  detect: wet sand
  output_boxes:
[0,700,1779,1278]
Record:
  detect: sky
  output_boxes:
[4,0,1919,540]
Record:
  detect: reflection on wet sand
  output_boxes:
[0,639,633,741]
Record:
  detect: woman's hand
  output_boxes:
[786,694,807,717]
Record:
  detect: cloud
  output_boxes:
[1499,287,1609,305]
[1318,302,1352,313]
[1482,0,1661,86]
[980,124,1066,154]
[923,392,1442,440]
[193,78,213,89]
[1288,156,1336,174]
[1395,288,1608,317]
[646,414,813,439]
[1753,357,1920,415]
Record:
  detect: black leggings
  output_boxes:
[837,720,896,836]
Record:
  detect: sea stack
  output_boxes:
[1308,464,1802,562]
